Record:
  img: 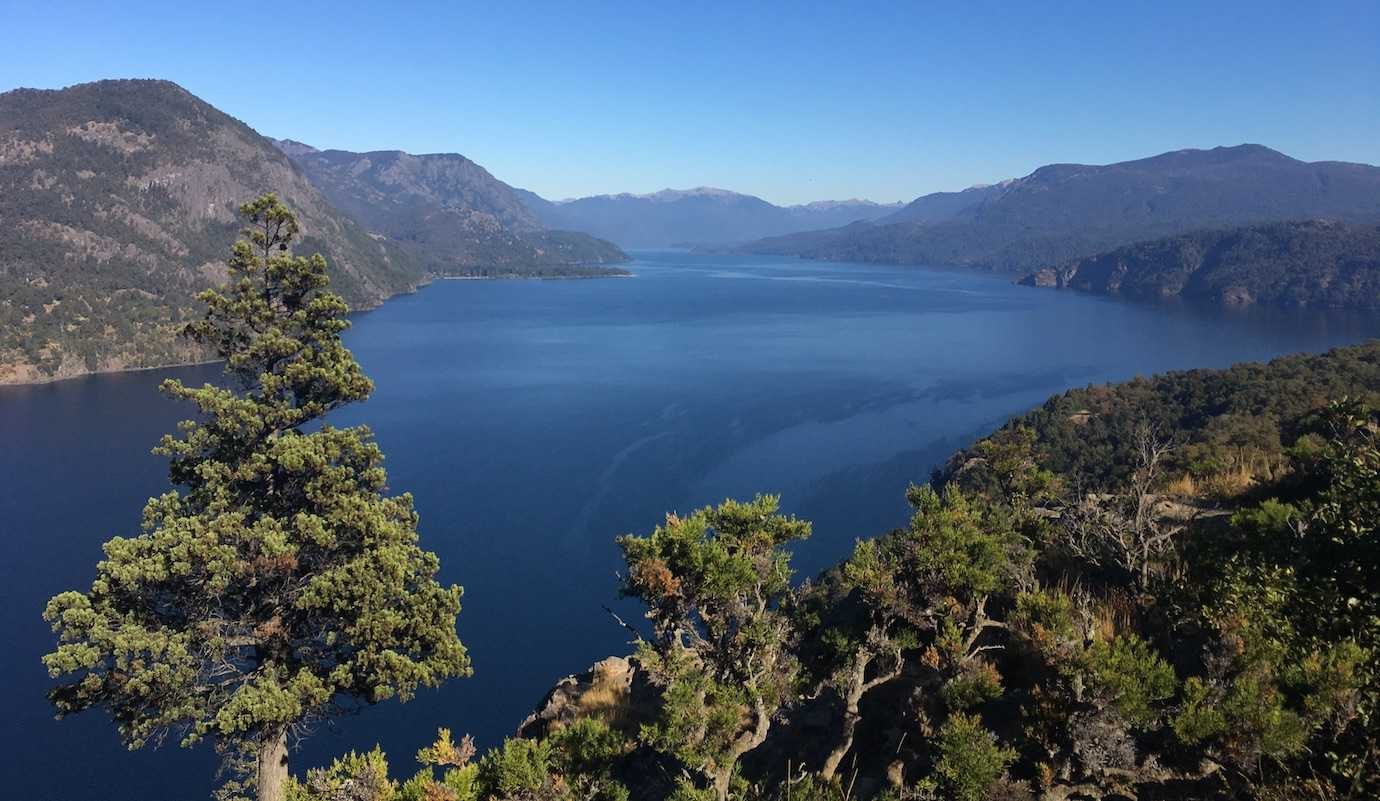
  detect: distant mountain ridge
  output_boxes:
[738,145,1380,272]
[880,182,1009,224]
[516,186,902,248]
[0,79,423,383]
[1020,219,1380,309]
[276,145,628,275]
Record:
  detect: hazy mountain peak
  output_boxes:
[520,187,904,247]
[575,186,757,203]
[963,178,1018,191]
[271,138,320,157]
[792,199,903,211]
[647,186,744,200]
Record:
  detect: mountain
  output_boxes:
[1020,219,1380,308]
[739,145,1380,272]
[517,186,902,248]
[271,138,320,157]
[277,146,628,275]
[0,79,423,384]
[879,181,1008,224]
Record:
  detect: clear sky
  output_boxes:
[2,1,1377,205]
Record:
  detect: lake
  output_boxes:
[2,251,1377,800]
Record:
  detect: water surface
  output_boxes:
[3,251,1377,800]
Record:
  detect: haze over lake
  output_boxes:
[3,251,1377,801]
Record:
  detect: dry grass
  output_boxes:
[1165,461,1263,501]
[1090,593,1139,643]
[571,660,635,731]
[1203,463,1256,498]
[1164,473,1199,497]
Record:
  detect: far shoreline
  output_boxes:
[436,271,635,281]
[0,268,637,388]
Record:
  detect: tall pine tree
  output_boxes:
[43,195,471,801]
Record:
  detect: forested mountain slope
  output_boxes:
[1020,219,1380,309]
[0,79,421,383]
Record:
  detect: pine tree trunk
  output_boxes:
[820,705,862,780]
[820,658,868,780]
[712,702,771,801]
[713,766,733,801]
[822,649,901,781]
[257,729,289,801]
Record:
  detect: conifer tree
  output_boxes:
[618,495,809,801]
[42,195,471,801]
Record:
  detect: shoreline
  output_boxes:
[0,356,223,389]
[0,269,637,388]
[437,271,635,280]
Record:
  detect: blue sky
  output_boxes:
[2,1,1377,205]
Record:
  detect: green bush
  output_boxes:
[476,738,553,798]
[932,713,1015,801]
[1084,634,1177,727]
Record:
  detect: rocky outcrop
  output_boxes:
[516,655,659,740]
[1019,267,1066,288]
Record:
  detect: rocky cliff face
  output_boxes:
[0,79,423,383]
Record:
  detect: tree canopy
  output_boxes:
[42,194,470,801]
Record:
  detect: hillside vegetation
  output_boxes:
[0,80,422,383]
[1020,220,1380,309]
[277,341,1380,801]
[740,145,1380,273]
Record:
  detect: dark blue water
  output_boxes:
[3,252,1377,800]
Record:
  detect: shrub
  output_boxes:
[932,713,1016,801]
